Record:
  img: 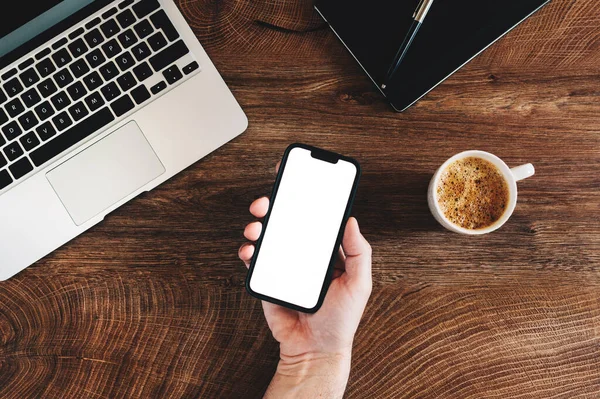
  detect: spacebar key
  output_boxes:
[31,107,115,167]
[149,40,189,72]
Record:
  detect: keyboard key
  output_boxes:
[116,9,136,28]
[35,58,57,78]
[86,49,106,68]
[68,38,88,58]
[132,41,151,61]
[85,91,105,112]
[18,58,34,70]
[18,111,38,131]
[0,169,12,189]
[183,61,199,75]
[85,29,105,48]
[102,7,118,19]
[162,64,182,85]
[51,91,71,111]
[0,109,7,126]
[83,71,103,91]
[118,29,138,49]
[131,85,150,104]
[119,0,134,9]
[37,79,58,98]
[70,59,90,78]
[100,19,121,38]
[85,17,102,30]
[21,88,42,107]
[3,142,24,161]
[115,52,135,71]
[9,157,34,180]
[36,48,52,60]
[133,62,153,82]
[133,0,160,19]
[36,122,57,141]
[6,98,25,118]
[117,71,136,91]
[4,78,24,97]
[19,68,40,87]
[1,68,17,80]
[68,101,89,122]
[34,101,55,121]
[2,121,22,141]
[18,62,34,72]
[110,94,134,117]
[31,107,115,167]
[54,69,74,88]
[68,27,85,40]
[147,31,167,52]
[134,20,154,39]
[52,37,68,50]
[150,81,166,94]
[53,112,73,131]
[102,39,122,58]
[0,134,4,148]
[150,10,180,41]
[101,82,121,101]
[99,61,119,81]
[20,132,41,151]
[149,40,189,72]
[52,49,72,68]
[67,81,87,101]
[0,88,6,105]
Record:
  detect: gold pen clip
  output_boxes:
[414,0,434,23]
[413,0,426,18]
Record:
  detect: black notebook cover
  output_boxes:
[315,0,551,111]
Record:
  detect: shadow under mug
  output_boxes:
[427,150,535,235]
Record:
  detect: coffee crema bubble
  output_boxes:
[436,157,509,230]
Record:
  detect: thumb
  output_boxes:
[341,218,372,291]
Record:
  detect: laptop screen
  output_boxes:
[0,0,112,69]
[0,1,95,58]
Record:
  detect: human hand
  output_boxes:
[239,167,372,398]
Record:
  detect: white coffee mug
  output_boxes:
[428,150,535,235]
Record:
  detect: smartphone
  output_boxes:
[246,143,361,313]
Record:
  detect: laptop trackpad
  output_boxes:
[47,121,165,226]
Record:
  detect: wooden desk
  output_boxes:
[1,0,599,397]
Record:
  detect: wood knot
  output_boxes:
[338,91,377,105]
[525,223,543,235]
[488,74,499,82]
[0,316,16,347]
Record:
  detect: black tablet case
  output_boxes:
[315,0,551,111]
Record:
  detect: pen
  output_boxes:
[381,0,435,90]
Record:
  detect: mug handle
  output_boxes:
[511,163,535,182]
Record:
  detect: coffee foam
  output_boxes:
[436,157,509,230]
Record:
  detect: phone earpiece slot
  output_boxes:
[310,149,339,164]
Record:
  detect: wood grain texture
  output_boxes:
[1,0,600,397]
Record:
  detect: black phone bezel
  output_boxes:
[245,143,362,314]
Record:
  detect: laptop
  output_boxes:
[0,0,248,280]
[315,0,551,111]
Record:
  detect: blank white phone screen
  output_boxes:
[250,147,358,309]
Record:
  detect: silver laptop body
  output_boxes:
[0,0,248,280]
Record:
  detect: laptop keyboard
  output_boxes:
[0,0,200,193]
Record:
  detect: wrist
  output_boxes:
[265,351,351,399]
[278,351,352,379]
